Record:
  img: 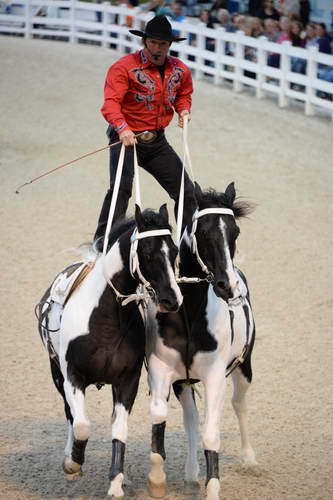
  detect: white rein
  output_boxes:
[102,142,171,306]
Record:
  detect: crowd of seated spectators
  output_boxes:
[4,0,331,97]
[137,0,333,98]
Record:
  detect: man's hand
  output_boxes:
[119,129,137,146]
[178,109,191,128]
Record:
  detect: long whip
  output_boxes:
[15,132,147,194]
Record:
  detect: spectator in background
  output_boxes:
[257,0,280,21]
[171,1,185,23]
[181,0,196,17]
[299,0,310,26]
[263,18,281,41]
[233,14,247,32]
[195,7,217,66]
[317,65,333,100]
[200,8,215,30]
[279,0,300,19]
[209,0,228,23]
[316,23,333,99]
[242,17,263,78]
[291,22,318,74]
[248,0,262,16]
[275,15,291,42]
[217,8,236,32]
[290,20,303,47]
[315,23,332,55]
[267,15,291,67]
[198,7,216,51]
[170,1,186,55]
[148,0,172,17]
[303,22,317,48]
[289,19,304,78]
[251,16,265,37]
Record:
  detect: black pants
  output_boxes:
[94,128,196,243]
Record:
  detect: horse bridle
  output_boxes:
[187,207,235,281]
[106,227,172,306]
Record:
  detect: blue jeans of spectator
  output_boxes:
[291,57,306,74]
[317,67,333,98]
[267,54,280,68]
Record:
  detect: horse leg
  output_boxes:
[108,377,140,498]
[49,359,84,480]
[62,374,90,478]
[231,366,256,466]
[202,369,227,500]
[148,358,171,498]
[173,383,200,490]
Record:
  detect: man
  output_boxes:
[94,15,196,246]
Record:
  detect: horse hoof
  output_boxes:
[148,478,167,498]
[107,472,125,498]
[241,450,257,467]
[62,457,82,477]
[65,470,82,481]
[206,478,220,500]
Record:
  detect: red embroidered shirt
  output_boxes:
[101,50,193,133]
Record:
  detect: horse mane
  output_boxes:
[199,188,254,219]
[96,208,172,252]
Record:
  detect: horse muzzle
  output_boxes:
[157,299,181,314]
[213,276,239,301]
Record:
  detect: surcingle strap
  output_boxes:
[64,263,95,306]
[49,261,95,307]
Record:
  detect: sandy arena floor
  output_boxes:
[1,36,333,500]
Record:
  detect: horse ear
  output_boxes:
[159,203,169,223]
[194,182,203,202]
[225,182,236,205]
[135,204,145,230]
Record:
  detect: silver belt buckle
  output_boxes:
[138,130,157,143]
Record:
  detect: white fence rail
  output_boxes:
[1,0,333,121]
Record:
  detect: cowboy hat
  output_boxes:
[129,15,186,42]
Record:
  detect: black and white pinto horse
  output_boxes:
[146,183,256,500]
[37,205,182,498]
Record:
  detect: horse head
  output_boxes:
[133,204,183,313]
[186,182,253,302]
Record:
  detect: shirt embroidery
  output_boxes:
[131,68,155,110]
[167,66,184,103]
[140,50,148,65]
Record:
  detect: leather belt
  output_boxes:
[136,129,163,143]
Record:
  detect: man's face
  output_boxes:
[144,38,171,66]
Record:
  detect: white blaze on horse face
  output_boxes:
[219,218,238,293]
[161,241,183,307]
